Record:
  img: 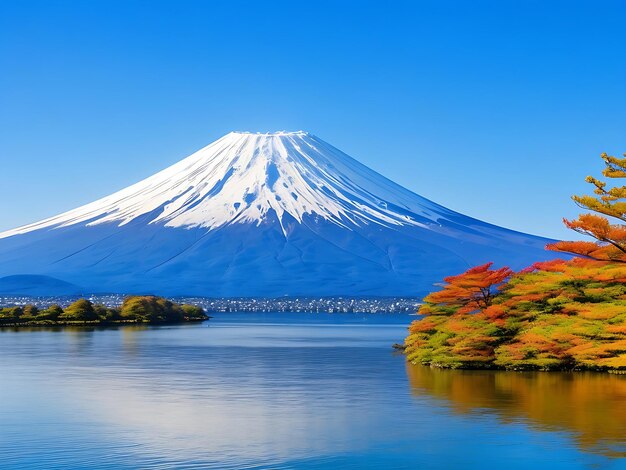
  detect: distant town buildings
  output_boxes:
[0,295,421,314]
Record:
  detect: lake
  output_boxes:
[1,312,625,469]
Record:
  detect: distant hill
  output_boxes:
[0,275,83,296]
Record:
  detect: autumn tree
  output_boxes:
[404,263,514,367]
[419,262,513,315]
[406,259,626,370]
[61,299,98,321]
[404,151,626,371]
[39,304,63,321]
[181,304,207,320]
[120,296,185,323]
[21,304,39,318]
[548,152,626,262]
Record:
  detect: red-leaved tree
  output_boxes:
[419,262,513,315]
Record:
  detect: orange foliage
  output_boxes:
[405,257,626,371]
[419,262,512,315]
[547,152,626,262]
[405,151,626,372]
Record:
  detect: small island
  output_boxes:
[404,152,626,373]
[0,295,208,327]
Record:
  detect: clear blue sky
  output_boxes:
[0,0,624,239]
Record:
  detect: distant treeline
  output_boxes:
[0,296,208,326]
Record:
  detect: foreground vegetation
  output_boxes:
[0,296,208,327]
[405,152,626,372]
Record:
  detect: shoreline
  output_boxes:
[0,317,209,329]
[406,358,626,375]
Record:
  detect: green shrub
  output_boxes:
[61,299,98,321]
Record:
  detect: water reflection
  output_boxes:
[0,318,413,469]
[2,315,624,469]
[406,364,626,457]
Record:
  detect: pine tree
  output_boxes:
[547,152,626,262]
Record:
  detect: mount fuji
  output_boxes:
[0,131,554,297]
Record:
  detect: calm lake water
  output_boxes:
[1,312,625,469]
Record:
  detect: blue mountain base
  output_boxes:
[0,211,558,297]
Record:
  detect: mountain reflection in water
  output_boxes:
[406,364,626,458]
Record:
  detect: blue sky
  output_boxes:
[0,0,624,239]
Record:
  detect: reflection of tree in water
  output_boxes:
[406,364,626,458]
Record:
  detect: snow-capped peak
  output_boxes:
[231,130,309,136]
[0,131,447,239]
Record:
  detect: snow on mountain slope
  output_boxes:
[1,132,452,238]
[0,131,557,296]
